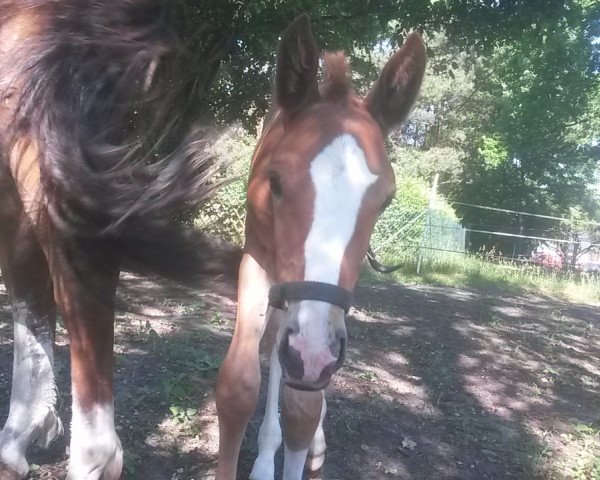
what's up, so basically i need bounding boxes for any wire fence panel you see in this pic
[423,211,466,257]
[371,192,600,274]
[371,204,466,268]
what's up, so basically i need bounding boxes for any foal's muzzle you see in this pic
[269,281,352,390]
[278,328,347,391]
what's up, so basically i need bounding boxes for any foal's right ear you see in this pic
[275,14,320,117]
[366,32,426,135]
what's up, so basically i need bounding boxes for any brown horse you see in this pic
[215,14,426,480]
[0,2,240,479]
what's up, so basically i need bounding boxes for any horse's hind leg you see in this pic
[45,233,122,480]
[0,219,62,480]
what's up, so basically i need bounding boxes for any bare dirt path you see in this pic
[0,273,599,479]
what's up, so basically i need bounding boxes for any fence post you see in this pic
[417,173,439,274]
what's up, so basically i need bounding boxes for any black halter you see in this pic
[268,281,353,313]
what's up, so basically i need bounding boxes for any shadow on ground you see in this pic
[0,272,598,479]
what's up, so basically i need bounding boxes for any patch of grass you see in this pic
[556,423,600,480]
[122,450,140,480]
[363,251,600,304]
[210,312,225,326]
[357,370,377,381]
[183,302,205,315]
[154,337,221,375]
[160,373,203,434]
[160,372,196,403]
[169,405,198,424]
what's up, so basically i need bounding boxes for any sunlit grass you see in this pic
[364,250,600,304]
[556,423,600,480]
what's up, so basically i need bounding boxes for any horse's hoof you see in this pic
[307,467,322,479]
[0,463,25,480]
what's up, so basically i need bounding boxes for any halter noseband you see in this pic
[269,281,353,313]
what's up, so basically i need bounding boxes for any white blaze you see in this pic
[291,134,377,377]
[304,134,377,283]
[262,135,376,477]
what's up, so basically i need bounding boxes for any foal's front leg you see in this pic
[0,222,62,480]
[47,235,122,480]
[216,253,271,480]
[249,344,283,480]
[250,348,328,480]
[281,387,324,480]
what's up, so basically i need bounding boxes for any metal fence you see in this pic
[370,179,600,273]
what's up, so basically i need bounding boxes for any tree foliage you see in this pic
[451,0,600,251]
[187,0,595,127]
[378,0,600,254]
[186,0,600,256]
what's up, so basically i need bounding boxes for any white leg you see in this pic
[66,398,122,480]
[0,299,63,479]
[282,444,309,480]
[306,396,327,476]
[250,345,283,480]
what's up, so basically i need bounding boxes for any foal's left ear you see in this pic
[275,13,320,118]
[366,32,426,134]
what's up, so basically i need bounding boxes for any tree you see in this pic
[184,0,593,128]
[451,0,600,247]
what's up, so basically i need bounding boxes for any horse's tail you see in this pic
[116,220,242,297]
[3,0,240,288]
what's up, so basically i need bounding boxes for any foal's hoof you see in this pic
[307,467,322,479]
[0,463,25,480]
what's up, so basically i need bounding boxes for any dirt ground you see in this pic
[1,272,599,479]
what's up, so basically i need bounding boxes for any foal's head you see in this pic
[264,14,426,390]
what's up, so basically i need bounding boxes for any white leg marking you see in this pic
[249,346,283,480]
[306,395,327,473]
[67,399,122,480]
[282,444,309,480]
[0,300,62,477]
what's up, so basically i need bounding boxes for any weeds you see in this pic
[169,405,198,424]
[357,370,377,381]
[122,450,140,480]
[557,423,600,480]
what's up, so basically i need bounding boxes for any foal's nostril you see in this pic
[279,329,304,380]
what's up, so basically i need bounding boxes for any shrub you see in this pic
[195,128,255,244]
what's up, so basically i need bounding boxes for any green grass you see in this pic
[556,423,600,480]
[364,250,600,304]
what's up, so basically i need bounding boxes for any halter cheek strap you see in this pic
[269,281,353,313]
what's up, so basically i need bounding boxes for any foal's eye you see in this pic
[268,173,283,197]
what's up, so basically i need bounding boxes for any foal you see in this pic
[216,14,426,480]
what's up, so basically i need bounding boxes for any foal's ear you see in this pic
[275,13,320,117]
[366,32,426,134]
